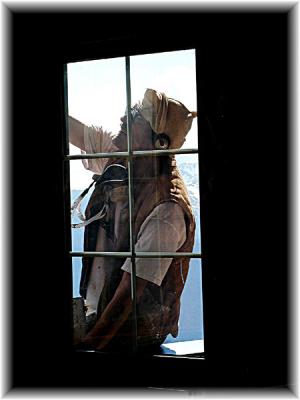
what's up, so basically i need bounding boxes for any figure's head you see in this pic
[140,88,197,149]
[113,105,154,151]
[113,88,197,151]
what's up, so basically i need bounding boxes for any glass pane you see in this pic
[72,256,133,350]
[69,159,93,252]
[66,57,127,155]
[165,153,203,344]
[70,159,130,253]
[130,49,198,150]
[164,258,203,344]
[176,153,201,253]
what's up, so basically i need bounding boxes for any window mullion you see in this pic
[70,251,202,258]
[63,64,70,156]
[125,56,138,353]
[66,148,199,160]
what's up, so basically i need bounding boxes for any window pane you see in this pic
[164,258,203,344]
[70,159,130,253]
[67,57,127,154]
[72,256,134,350]
[130,49,198,150]
[70,159,93,252]
[177,153,201,253]
[166,153,202,344]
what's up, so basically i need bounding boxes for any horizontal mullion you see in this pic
[133,148,199,157]
[66,151,129,160]
[70,251,202,258]
[70,251,131,258]
[136,252,202,258]
[65,148,199,161]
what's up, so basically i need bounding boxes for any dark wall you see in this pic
[196,13,288,386]
[10,11,288,389]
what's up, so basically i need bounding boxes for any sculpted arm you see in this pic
[68,116,85,150]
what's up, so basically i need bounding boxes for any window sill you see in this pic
[158,339,204,357]
[75,339,205,359]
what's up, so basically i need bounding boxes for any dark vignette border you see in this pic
[2,2,296,397]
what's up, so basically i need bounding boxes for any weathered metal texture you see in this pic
[73,297,87,344]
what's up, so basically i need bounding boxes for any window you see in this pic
[64,49,204,357]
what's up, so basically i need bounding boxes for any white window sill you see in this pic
[76,339,205,358]
[159,339,204,357]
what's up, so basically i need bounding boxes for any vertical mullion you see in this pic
[63,64,70,156]
[62,64,74,337]
[125,56,138,353]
